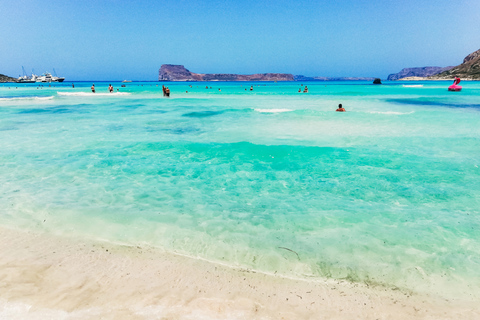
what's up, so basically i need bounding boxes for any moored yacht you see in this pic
[36,70,65,83]
[16,66,36,83]
[52,68,65,82]
[36,72,53,82]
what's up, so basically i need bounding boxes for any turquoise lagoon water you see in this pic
[1,81,479,298]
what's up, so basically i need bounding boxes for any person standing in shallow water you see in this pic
[91,84,95,93]
[336,104,346,112]
[165,87,170,97]
[108,84,113,93]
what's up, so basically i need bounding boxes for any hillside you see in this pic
[387,66,453,81]
[429,48,480,80]
[0,74,16,82]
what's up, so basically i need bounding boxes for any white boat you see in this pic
[122,80,132,83]
[52,68,65,82]
[36,72,53,82]
[36,70,65,83]
[16,66,36,83]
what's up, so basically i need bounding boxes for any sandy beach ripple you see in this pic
[1,227,479,319]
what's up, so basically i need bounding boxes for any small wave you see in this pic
[0,96,54,101]
[402,85,424,88]
[254,108,293,113]
[367,111,415,115]
[183,111,224,118]
[57,92,131,96]
[35,96,55,100]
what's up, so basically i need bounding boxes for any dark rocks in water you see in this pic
[373,78,382,84]
[158,64,294,82]
[387,66,454,81]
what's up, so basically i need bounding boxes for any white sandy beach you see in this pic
[1,226,478,320]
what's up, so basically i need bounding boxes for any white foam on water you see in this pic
[0,96,54,101]
[402,85,424,88]
[35,96,55,100]
[57,92,131,96]
[254,108,293,113]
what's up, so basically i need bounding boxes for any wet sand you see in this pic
[1,226,478,319]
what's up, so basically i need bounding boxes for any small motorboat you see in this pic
[448,77,462,91]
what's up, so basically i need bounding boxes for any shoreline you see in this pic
[1,226,478,319]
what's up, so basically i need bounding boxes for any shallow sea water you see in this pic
[1,81,479,299]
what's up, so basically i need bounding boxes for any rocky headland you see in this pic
[159,65,294,81]
[387,66,453,81]
[0,74,16,83]
[429,48,480,80]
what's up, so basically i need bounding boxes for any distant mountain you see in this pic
[429,48,480,80]
[158,65,294,81]
[294,75,376,81]
[0,74,16,83]
[387,66,453,81]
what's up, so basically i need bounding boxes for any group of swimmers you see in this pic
[298,86,308,93]
[162,85,170,97]
[90,84,115,93]
[87,83,345,111]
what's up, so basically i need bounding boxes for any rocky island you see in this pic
[159,65,294,81]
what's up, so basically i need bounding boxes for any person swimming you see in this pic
[336,104,345,112]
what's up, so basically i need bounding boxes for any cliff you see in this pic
[0,74,16,83]
[159,65,294,81]
[387,66,453,81]
[429,48,480,80]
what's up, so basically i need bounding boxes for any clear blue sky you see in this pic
[1,0,479,80]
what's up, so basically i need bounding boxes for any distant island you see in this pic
[159,65,380,82]
[294,75,376,81]
[159,65,294,81]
